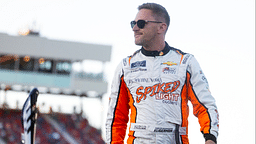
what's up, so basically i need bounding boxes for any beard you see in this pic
[134,37,144,46]
[134,33,156,47]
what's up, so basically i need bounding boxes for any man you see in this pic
[106,3,219,144]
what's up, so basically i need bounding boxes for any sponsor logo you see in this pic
[201,75,210,92]
[131,68,147,73]
[156,93,179,105]
[162,100,178,105]
[154,127,173,132]
[155,93,179,101]
[161,61,177,66]
[134,125,146,130]
[136,81,180,103]
[182,55,190,64]
[131,60,146,68]
[162,67,176,74]
[202,76,208,83]
[127,78,162,85]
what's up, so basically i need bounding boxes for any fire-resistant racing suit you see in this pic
[106,42,219,144]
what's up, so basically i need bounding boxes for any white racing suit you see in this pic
[106,42,219,144]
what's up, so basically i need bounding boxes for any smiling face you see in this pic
[132,9,161,47]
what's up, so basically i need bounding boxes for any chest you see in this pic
[124,55,188,106]
[125,56,185,85]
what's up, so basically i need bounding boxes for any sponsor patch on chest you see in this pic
[131,60,146,68]
[162,67,176,74]
[135,81,180,104]
[161,61,178,75]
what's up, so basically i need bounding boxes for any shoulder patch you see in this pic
[182,54,191,64]
[128,49,141,65]
[123,58,127,66]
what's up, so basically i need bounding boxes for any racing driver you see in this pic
[106,3,219,144]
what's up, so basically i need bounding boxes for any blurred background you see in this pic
[0,0,255,144]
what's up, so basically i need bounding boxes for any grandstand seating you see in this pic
[48,112,104,144]
[0,108,104,144]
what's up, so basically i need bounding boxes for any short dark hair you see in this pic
[138,3,170,29]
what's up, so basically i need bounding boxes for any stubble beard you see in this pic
[134,34,156,49]
[134,35,149,47]
[135,38,143,46]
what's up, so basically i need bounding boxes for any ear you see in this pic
[158,23,167,34]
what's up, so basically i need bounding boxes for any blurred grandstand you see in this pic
[0,31,111,143]
[0,107,104,144]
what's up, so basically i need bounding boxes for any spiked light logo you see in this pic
[161,61,177,66]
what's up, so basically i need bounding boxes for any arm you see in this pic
[105,61,130,144]
[186,56,219,143]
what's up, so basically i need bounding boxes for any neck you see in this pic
[143,40,165,51]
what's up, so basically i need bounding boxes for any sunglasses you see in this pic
[130,20,162,29]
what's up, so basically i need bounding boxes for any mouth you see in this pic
[134,33,143,38]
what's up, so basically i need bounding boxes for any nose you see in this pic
[132,24,140,31]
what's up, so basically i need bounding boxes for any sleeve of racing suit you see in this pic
[105,61,130,144]
[186,56,219,143]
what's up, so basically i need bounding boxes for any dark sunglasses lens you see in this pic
[137,20,145,29]
[130,20,146,29]
[131,21,136,28]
